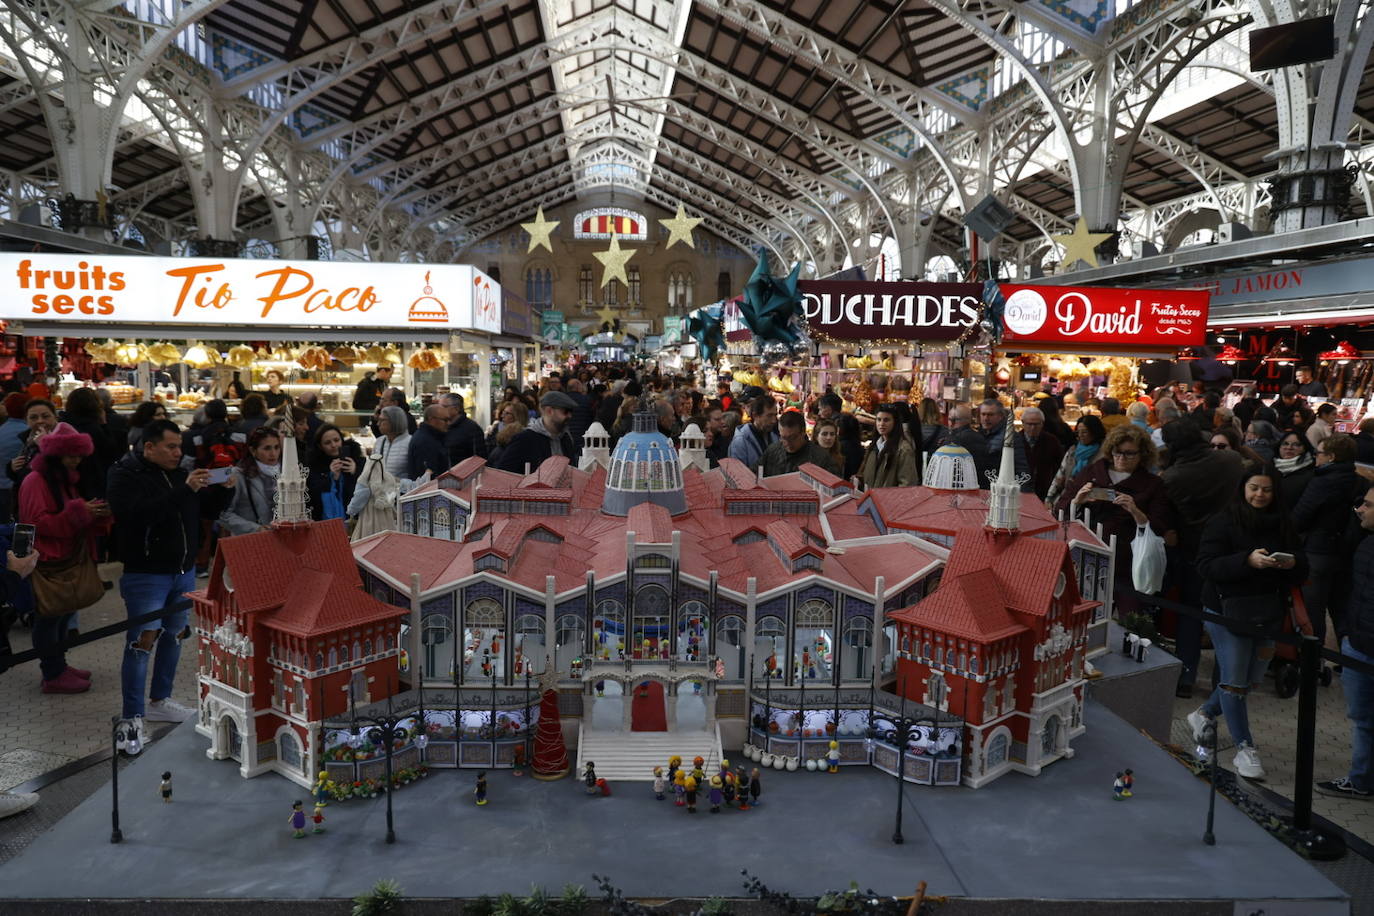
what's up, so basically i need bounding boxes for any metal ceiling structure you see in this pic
[0,0,1370,278]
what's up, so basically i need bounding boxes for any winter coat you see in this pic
[219,467,278,535]
[1276,459,1317,515]
[105,451,199,574]
[1055,463,1172,572]
[375,432,412,482]
[495,418,579,474]
[348,455,402,539]
[726,423,777,471]
[974,419,1032,493]
[859,435,918,488]
[761,439,837,479]
[0,418,27,493]
[352,376,385,412]
[445,416,487,465]
[1291,461,1365,557]
[306,438,364,522]
[1346,535,1374,656]
[1159,446,1245,555]
[1020,432,1065,500]
[17,456,112,564]
[1196,507,1307,615]
[407,422,452,480]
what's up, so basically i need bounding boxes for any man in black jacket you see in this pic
[1292,433,1365,648]
[440,393,487,464]
[107,419,212,749]
[496,391,580,473]
[1316,484,1374,799]
[352,365,391,412]
[407,405,453,480]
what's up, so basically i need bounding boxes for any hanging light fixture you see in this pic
[1175,347,1201,361]
[1261,341,1298,366]
[1216,344,1246,364]
[1318,341,1361,364]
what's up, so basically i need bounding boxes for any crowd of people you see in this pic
[1,360,1373,816]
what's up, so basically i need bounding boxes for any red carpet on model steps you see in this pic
[631,681,667,731]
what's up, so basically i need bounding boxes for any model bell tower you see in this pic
[273,412,310,526]
[985,417,1022,532]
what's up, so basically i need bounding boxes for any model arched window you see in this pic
[514,613,545,673]
[593,599,625,660]
[677,601,709,662]
[555,613,585,673]
[315,652,324,671]
[714,615,745,679]
[328,647,338,667]
[987,732,1008,769]
[842,617,872,681]
[339,643,350,663]
[279,730,303,771]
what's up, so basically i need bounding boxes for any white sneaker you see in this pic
[0,791,38,820]
[116,717,147,756]
[1187,708,1216,746]
[1233,742,1266,780]
[145,697,194,723]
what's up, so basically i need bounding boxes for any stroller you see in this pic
[1268,585,1333,698]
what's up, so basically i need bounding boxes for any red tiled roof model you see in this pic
[943,527,1071,617]
[891,573,1026,642]
[626,503,675,544]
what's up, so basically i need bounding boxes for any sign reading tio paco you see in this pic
[0,253,501,332]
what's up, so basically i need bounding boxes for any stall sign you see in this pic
[999,284,1209,347]
[798,280,982,340]
[0,252,503,332]
[722,298,750,342]
[661,316,685,347]
[501,289,531,337]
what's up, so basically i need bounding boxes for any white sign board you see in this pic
[0,253,502,333]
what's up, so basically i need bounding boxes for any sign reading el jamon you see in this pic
[799,280,983,341]
[999,284,1209,348]
[0,252,502,332]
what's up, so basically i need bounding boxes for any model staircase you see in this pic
[575,724,723,782]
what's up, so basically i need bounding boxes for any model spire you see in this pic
[273,408,310,525]
[985,413,1021,532]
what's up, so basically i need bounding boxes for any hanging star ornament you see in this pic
[659,203,702,249]
[1052,218,1115,270]
[595,304,618,327]
[521,207,559,253]
[593,231,636,290]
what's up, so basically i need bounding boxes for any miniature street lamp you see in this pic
[867,679,923,845]
[349,688,408,844]
[110,715,140,843]
[415,667,429,758]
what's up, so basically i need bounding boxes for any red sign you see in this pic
[799,280,983,340]
[999,285,1209,348]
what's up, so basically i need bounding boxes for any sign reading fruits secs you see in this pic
[1,253,502,331]
[999,284,1210,347]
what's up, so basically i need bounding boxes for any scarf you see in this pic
[256,460,281,478]
[1274,453,1313,476]
[1072,443,1099,476]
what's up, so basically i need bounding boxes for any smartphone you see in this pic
[1088,487,1117,501]
[205,466,233,485]
[10,523,35,558]
[1268,552,1295,564]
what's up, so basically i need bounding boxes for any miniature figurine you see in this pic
[684,775,698,813]
[289,800,307,838]
[722,768,736,807]
[158,771,173,803]
[1121,769,1134,798]
[595,680,605,697]
[691,756,706,787]
[311,803,326,833]
[708,775,724,813]
[512,745,525,776]
[312,771,331,807]
[736,767,751,810]
[827,740,841,773]
[475,770,488,806]
[1135,639,1150,664]
[653,766,666,800]
[584,761,598,796]
[1113,772,1125,800]
[673,769,686,806]
[749,767,762,806]
[667,755,681,787]
[1122,630,1132,655]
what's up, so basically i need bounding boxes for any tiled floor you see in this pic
[0,563,200,776]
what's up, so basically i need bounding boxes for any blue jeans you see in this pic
[120,570,194,720]
[1341,639,1374,792]
[1200,614,1272,748]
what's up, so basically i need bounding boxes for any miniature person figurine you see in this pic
[827,740,841,774]
[708,775,724,813]
[584,761,598,796]
[673,769,686,807]
[722,767,736,807]
[667,755,681,787]
[289,800,307,838]
[736,767,751,811]
[749,767,762,806]
[512,745,525,777]
[683,775,698,813]
[691,756,706,787]
[313,771,331,807]
[474,770,488,806]
[160,771,173,803]
[1121,769,1134,798]
[653,766,666,800]
[311,803,326,833]
[1113,772,1125,800]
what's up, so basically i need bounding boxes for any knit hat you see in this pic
[2,392,28,420]
[38,422,94,458]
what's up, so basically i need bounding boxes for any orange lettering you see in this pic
[254,266,314,318]
[166,264,232,317]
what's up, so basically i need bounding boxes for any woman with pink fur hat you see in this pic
[18,422,113,693]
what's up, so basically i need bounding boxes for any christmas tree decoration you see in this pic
[660,203,702,249]
[1051,218,1114,270]
[521,207,560,253]
[593,231,636,290]
[531,687,569,779]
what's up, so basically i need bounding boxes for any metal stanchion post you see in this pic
[1203,722,1217,846]
[1291,634,1345,860]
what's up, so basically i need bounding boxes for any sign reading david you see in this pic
[799,280,982,340]
[999,284,1209,348]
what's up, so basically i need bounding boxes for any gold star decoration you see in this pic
[521,206,559,253]
[659,203,702,249]
[595,304,618,326]
[1052,218,1115,270]
[593,231,636,290]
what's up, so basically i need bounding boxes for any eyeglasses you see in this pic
[1113,450,1140,458]
[1210,443,1229,449]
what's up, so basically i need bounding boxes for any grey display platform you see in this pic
[1089,622,1185,743]
[0,700,1348,911]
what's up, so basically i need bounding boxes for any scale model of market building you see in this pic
[336,412,1115,789]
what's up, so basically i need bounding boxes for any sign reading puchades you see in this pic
[998,284,1209,348]
[799,280,983,341]
[0,252,503,333]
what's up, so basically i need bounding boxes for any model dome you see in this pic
[602,410,687,516]
[925,443,979,491]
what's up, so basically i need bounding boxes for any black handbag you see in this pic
[1219,593,1286,629]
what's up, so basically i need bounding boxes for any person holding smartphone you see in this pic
[107,419,218,750]
[306,424,363,521]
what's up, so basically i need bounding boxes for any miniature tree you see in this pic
[532,688,569,779]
